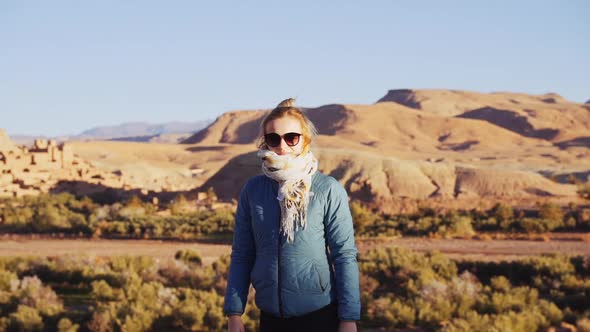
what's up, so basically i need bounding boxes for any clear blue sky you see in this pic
[1,1,588,137]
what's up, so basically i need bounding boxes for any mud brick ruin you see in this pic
[0,129,122,198]
[0,129,221,208]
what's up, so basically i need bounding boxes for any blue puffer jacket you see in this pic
[223,172,361,321]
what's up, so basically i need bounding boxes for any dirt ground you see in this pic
[0,237,232,265]
[1,235,589,264]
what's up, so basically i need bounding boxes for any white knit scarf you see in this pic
[257,149,318,242]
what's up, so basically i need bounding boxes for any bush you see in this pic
[360,247,590,331]
[87,310,114,332]
[169,194,191,215]
[0,269,18,292]
[58,318,80,332]
[491,203,514,224]
[516,217,563,233]
[171,289,225,331]
[9,305,44,332]
[92,280,116,301]
[175,250,203,267]
[538,202,564,224]
[350,201,377,235]
[366,296,415,327]
[444,216,475,238]
[16,276,64,316]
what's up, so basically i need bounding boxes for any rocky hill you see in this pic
[183,89,589,210]
[2,89,589,211]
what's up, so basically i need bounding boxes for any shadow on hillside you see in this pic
[306,104,351,135]
[554,136,590,150]
[197,151,261,201]
[185,146,226,152]
[376,89,422,109]
[457,107,559,140]
[438,140,479,151]
[538,170,590,184]
[108,135,157,142]
[233,117,263,144]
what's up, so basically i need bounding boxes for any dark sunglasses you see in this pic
[264,132,302,148]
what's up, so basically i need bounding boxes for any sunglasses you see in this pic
[264,132,302,148]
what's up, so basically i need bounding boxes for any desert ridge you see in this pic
[1,89,589,211]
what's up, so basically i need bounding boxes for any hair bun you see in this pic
[276,98,296,108]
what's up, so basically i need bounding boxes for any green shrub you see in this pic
[366,296,415,327]
[538,203,564,223]
[171,289,225,331]
[491,203,514,224]
[169,194,191,216]
[9,305,44,332]
[441,311,490,332]
[350,201,377,235]
[444,216,475,238]
[92,280,116,301]
[87,310,114,332]
[0,269,17,292]
[57,318,80,332]
[175,250,203,267]
[513,216,564,233]
[490,276,511,292]
[538,299,563,326]
[16,276,64,316]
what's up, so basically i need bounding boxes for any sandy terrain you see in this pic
[1,237,588,264]
[65,89,590,212]
[2,89,590,214]
[0,238,232,265]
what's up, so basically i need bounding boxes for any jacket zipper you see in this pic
[277,231,284,317]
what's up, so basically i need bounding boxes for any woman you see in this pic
[223,98,360,332]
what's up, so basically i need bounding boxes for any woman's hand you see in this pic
[228,315,245,332]
[339,321,357,332]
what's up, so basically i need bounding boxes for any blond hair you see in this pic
[257,98,317,154]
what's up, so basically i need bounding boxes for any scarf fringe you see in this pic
[258,150,318,242]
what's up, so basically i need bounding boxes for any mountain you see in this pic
[8,120,212,145]
[76,120,212,140]
[3,89,589,211]
[178,89,589,210]
[181,111,267,144]
[9,135,70,146]
[377,89,590,142]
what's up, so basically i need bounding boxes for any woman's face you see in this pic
[264,116,304,156]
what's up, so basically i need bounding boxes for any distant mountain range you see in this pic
[10,120,213,145]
